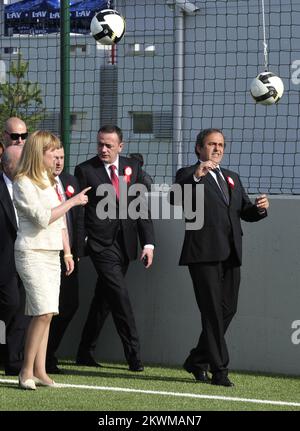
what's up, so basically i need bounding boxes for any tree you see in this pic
[0,53,45,132]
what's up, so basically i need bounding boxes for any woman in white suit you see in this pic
[13,131,90,390]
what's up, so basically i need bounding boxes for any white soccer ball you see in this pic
[250,71,284,105]
[90,9,125,46]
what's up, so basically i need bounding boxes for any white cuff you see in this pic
[143,244,154,250]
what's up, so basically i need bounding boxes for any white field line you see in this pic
[1,378,300,408]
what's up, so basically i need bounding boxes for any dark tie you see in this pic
[213,168,230,205]
[109,164,119,200]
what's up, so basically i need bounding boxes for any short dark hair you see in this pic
[129,153,144,166]
[98,125,123,143]
[194,128,225,157]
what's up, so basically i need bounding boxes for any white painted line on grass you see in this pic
[1,378,300,408]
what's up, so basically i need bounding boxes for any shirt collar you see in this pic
[105,156,119,172]
[3,172,12,187]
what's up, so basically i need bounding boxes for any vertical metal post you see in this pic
[172,8,185,178]
[60,1,71,171]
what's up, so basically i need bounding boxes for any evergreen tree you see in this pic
[0,53,45,132]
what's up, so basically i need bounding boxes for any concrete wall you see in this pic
[58,196,300,376]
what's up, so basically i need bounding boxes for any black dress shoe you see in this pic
[46,365,64,374]
[183,362,210,383]
[76,354,101,368]
[211,376,234,387]
[128,361,144,372]
[186,369,210,383]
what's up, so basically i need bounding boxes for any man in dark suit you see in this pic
[0,145,30,375]
[75,125,155,371]
[46,146,84,374]
[171,128,269,386]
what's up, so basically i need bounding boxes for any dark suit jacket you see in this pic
[74,155,155,260]
[59,171,84,259]
[0,173,18,285]
[173,163,267,266]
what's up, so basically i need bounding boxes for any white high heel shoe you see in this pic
[18,374,36,390]
[33,376,57,387]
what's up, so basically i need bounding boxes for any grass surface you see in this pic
[1,362,300,411]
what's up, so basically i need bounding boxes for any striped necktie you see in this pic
[109,164,119,200]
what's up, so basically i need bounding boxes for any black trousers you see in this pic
[77,234,141,364]
[0,274,30,373]
[47,259,79,367]
[186,254,240,376]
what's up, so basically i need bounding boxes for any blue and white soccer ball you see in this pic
[250,71,284,105]
[90,9,126,46]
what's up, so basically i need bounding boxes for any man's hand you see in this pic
[194,160,218,179]
[140,247,154,269]
[255,194,269,211]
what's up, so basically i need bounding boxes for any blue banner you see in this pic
[4,0,112,35]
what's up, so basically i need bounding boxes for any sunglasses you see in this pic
[6,131,28,141]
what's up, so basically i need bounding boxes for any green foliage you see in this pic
[0,53,45,132]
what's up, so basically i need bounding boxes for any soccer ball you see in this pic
[90,9,125,46]
[250,71,284,105]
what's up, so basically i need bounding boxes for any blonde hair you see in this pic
[15,130,61,189]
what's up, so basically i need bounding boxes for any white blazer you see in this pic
[13,174,65,251]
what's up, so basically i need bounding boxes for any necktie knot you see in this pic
[110,164,117,173]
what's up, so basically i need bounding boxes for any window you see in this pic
[39,111,87,135]
[132,112,153,134]
[131,111,173,138]
[127,43,155,56]
[70,44,89,55]
[3,47,19,55]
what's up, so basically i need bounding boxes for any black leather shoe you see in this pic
[76,354,101,368]
[128,361,144,372]
[183,362,210,383]
[211,376,234,387]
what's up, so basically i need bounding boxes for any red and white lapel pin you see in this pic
[65,185,75,197]
[226,176,235,189]
[124,166,132,184]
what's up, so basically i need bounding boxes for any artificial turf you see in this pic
[0,362,299,411]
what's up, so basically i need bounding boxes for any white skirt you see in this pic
[15,249,61,316]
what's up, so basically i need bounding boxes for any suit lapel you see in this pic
[93,157,111,184]
[118,156,131,187]
[0,174,18,231]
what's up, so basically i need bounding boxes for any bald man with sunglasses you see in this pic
[3,117,28,148]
